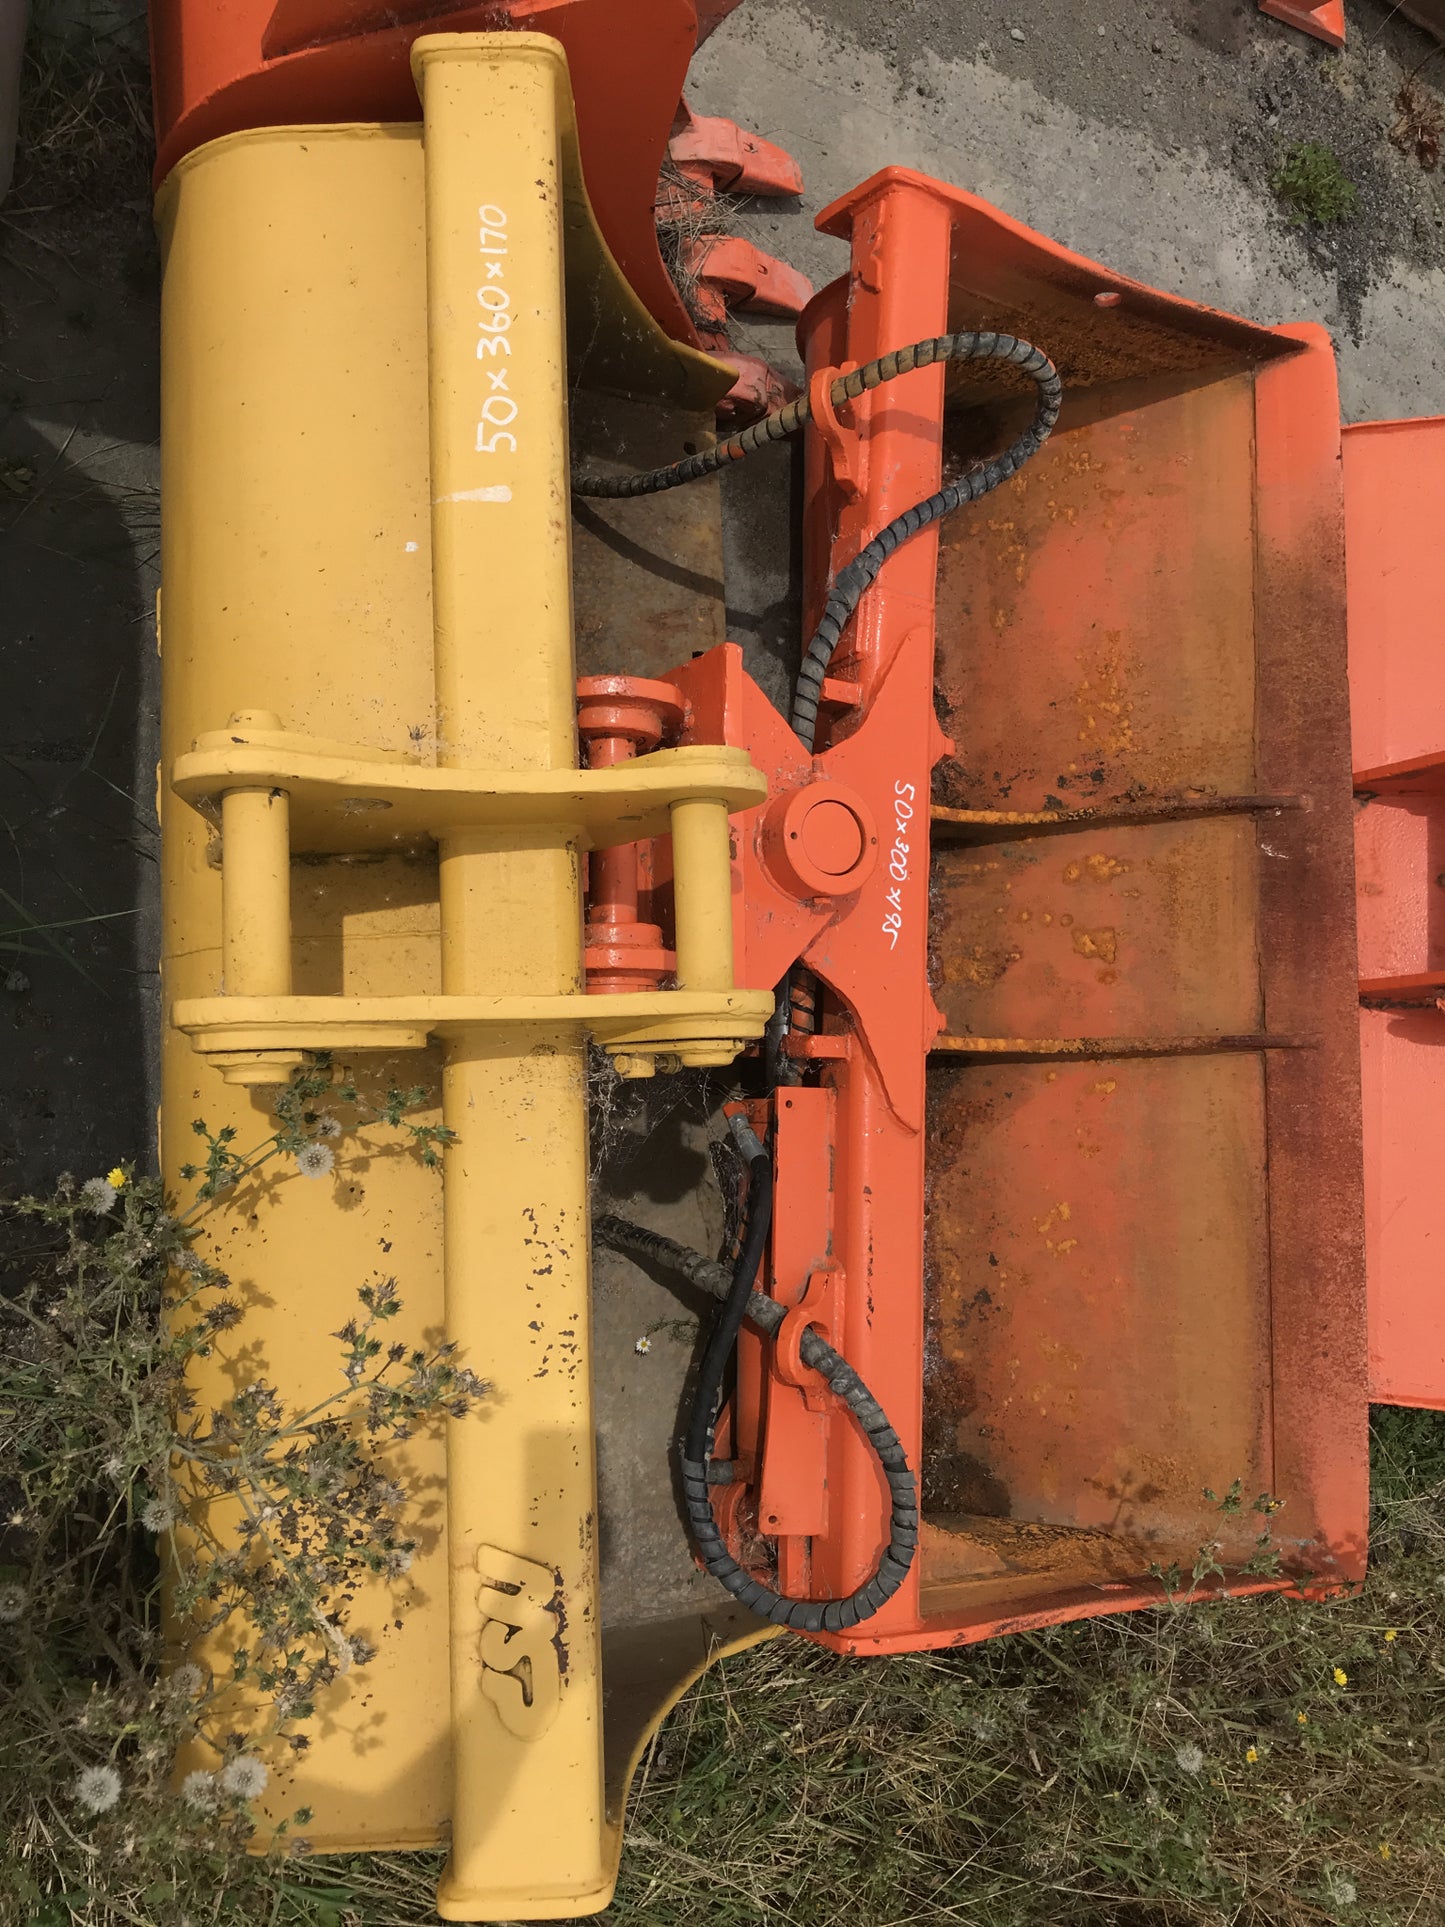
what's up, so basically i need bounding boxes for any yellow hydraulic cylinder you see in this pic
[412,36,605,1919]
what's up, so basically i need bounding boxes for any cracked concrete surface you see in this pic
[692,0,1445,419]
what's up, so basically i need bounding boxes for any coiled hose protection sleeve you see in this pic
[789,335,1060,748]
[571,331,1058,504]
[573,332,1060,752]
[594,1201,920,1633]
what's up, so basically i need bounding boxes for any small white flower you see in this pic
[313,1114,343,1139]
[81,1177,117,1213]
[75,1764,122,1814]
[294,1142,335,1181]
[1174,1742,1205,1775]
[168,1663,204,1700]
[0,1583,27,1623]
[634,1335,653,1355]
[220,1755,269,1800]
[179,1769,217,1811]
[142,1496,176,1534]
[103,1455,126,1484]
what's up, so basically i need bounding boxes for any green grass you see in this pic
[1270,142,1358,228]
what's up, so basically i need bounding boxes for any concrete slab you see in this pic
[692,0,1445,420]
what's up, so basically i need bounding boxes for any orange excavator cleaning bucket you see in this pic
[666,168,1371,1650]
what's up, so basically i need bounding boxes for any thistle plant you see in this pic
[0,1058,478,1921]
[180,1053,455,1201]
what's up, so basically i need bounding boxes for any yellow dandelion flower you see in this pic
[1384,1629,1398,1642]
[1245,1746,1258,1764]
[1296,1711,1309,1725]
[1333,1667,1348,1686]
[107,1167,127,1189]
[1379,1842,1392,1862]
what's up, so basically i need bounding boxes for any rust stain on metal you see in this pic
[1069,925,1118,964]
[930,1032,1316,1059]
[921,357,1363,1597]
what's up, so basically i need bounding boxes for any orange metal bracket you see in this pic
[1258,0,1347,47]
[806,360,864,502]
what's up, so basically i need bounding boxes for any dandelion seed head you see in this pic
[220,1756,269,1800]
[313,1114,343,1139]
[169,1663,204,1699]
[75,1765,122,1814]
[1174,1743,1205,1775]
[0,1584,27,1623]
[295,1142,335,1181]
[180,1769,217,1811]
[142,1496,176,1534]
[81,1177,117,1213]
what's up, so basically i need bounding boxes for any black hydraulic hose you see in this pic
[596,1157,919,1633]
[571,331,1058,505]
[572,331,1063,751]
[684,1113,774,1467]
